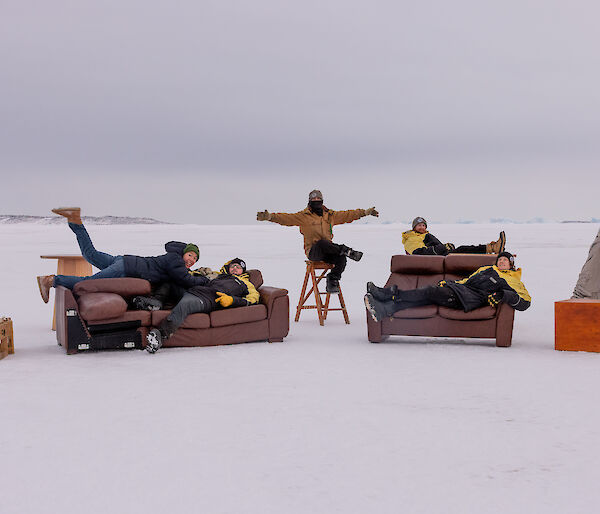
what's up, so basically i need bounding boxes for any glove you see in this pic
[445,243,455,252]
[487,291,504,307]
[366,207,379,217]
[215,292,234,307]
[256,210,271,221]
[438,280,447,287]
[191,267,219,280]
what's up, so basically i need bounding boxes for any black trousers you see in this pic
[308,239,347,280]
[413,244,486,256]
[151,282,186,309]
[451,244,487,254]
[392,286,461,313]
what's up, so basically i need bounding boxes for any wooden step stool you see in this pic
[555,299,600,352]
[295,261,350,326]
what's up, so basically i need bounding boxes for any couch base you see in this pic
[367,313,512,347]
[163,319,271,348]
[64,314,147,354]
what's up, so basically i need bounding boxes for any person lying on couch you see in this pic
[364,252,531,322]
[145,258,259,353]
[132,266,220,311]
[403,216,506,256]
[36,207,208,303]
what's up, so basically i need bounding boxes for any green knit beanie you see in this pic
[183,243,200,259]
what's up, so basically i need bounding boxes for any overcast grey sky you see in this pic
[1,1,598,224]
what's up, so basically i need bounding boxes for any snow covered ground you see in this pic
[1,221,600,514]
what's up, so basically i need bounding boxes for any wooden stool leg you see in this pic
[311,266,325,326]
[338,289,350,324]
[323,291,331,320]
[295,266,311,322]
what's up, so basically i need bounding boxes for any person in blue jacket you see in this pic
[36,207,208,302]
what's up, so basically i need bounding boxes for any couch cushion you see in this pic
[88,310,152,326]
[247,270,263,289]
[151,310,210,329]
[391,255,445,274]
[416,274,444,288]
[74,278,152,297]
[78,292,128,322]
[210,304,268,327]
[393,305,438,319]
[438,306,497,320]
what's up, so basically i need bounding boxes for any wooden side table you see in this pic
[40,255,93,330]
[555,298,600,352]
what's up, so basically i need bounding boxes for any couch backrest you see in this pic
[247,269,264,289]
[387,255,445,290]
[443,254,497,281]
[387,254,498,289]
[390,255,445,274]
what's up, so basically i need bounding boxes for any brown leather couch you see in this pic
[55,270,289,354]
[366,254,516,347]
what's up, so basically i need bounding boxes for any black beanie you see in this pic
[227,257,247,273]
[496,251,515,269]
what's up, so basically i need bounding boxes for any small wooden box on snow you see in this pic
[555,299,600,353]
[0,317,14,359]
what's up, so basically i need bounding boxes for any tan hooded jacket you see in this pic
[268,206,367,255]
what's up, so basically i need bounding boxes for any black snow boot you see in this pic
[132,296,163,311]
[366,282,399,302]
[326,274,340,294]
[364,293,397,322]
[340,245,363,262]
[145,328,163,354]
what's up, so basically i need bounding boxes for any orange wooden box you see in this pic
[555,299,600,352]
[0,317,14,360]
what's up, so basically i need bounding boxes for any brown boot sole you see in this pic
[37,276,50,303]
[51,207,81,216]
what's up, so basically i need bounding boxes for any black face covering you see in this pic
[309,200,324,215]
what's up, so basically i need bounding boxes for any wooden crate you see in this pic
[555,299,600,353]
[0,317,14,359]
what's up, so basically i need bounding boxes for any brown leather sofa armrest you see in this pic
[259,286,289,317]
[495,302,515,347]
[55,286,79,347]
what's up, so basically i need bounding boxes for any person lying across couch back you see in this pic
[403,216,506,256]
[36,207,208,303]
[145,258,259,353]
[364,251,531,322]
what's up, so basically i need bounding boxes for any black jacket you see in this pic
[188,271,259,308]
[445,265,531,312]
[123,241,209,288]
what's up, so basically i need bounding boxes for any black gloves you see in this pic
[487,291,504,307]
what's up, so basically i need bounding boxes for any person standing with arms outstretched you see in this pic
[257,190,378,293]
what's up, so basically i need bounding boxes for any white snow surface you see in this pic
[1,222,600,514]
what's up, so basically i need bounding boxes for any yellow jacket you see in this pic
[269,207,367,255]
[402,230,426,254]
